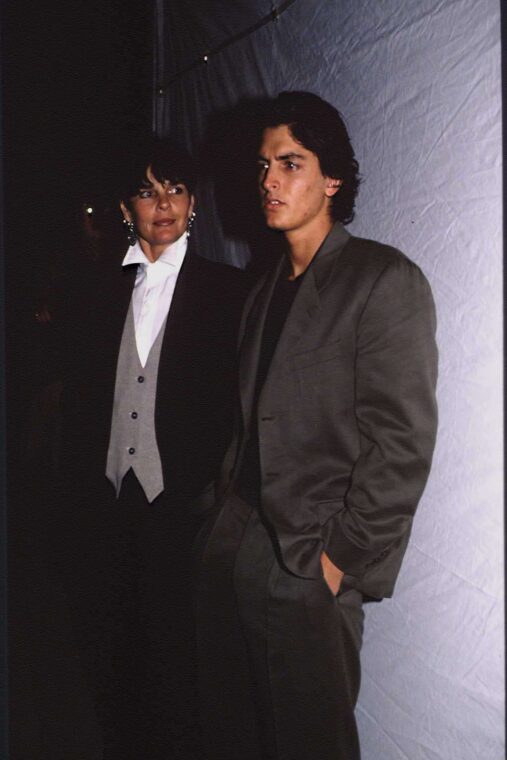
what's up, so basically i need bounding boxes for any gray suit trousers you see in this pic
[196,492,364,760]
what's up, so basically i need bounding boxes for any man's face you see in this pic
[121,166,194,261]
[257,125,340,238]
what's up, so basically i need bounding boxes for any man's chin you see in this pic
[263,216,286,232]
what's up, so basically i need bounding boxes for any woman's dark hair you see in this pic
[261,91,360,224]
[116,135,196,205]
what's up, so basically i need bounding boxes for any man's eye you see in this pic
[285,161,297,170]
[257,162,269,172]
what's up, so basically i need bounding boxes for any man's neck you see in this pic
[285,219,334,279]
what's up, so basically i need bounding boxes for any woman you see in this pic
[57,136,247,760]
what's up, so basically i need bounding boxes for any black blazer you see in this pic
[215,223,438,598]
[60,243,247,502]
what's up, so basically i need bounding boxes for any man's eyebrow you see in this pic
[257,152,306,162]
[278,152,305,161]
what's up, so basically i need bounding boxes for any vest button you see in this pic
[131,411,138,419]
[137,375,145,383]
[128,447,135,455]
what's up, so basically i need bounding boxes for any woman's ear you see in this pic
[120,200,132,222]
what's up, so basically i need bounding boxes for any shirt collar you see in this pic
[122,232,188,269]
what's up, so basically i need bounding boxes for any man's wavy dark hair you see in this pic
[261,91,360,224]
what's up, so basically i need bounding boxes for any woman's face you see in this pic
[121,165,195,261]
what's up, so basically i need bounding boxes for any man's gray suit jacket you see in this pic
[216,222,438,599]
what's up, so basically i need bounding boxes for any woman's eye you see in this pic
[138,190,153,198]
[167,185,184,195]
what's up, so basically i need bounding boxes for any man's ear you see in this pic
[325,178,342,198]
[120,200,132,222]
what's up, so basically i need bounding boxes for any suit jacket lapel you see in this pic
[159,246,199,358]
[267,267,321,370]
[238,253,285,428]
[119,263,138,316]
[104,250,196,412]
[260,223,351,384]
[159,242,228,400]
[101,262,137,374]
[238,223,351,424]
[308,221,350,293]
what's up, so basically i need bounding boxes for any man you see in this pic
[57,138,246,760]
[196,92,438,760]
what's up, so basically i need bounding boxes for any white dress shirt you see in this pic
[122,233,188,367]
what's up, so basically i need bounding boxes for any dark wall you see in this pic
[3,3,154,753]
[3,0,153,446]
[3,0,153,266]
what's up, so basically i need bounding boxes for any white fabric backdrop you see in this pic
[155,1,504,757]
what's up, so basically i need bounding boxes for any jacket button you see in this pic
[131,411,138,419]
[137,376,145,383]
[128,447,135,455]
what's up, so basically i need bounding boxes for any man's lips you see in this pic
[263,198,284,210]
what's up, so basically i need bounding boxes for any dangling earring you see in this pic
[187,210,197,237]
[123,218,137,246]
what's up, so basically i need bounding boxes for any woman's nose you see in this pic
[157,192,170,209]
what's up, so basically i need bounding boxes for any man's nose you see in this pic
[261,165,279,191]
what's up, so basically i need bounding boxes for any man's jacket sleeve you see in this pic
[324,257,438,576]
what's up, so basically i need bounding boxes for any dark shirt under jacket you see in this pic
[237,262,304,507]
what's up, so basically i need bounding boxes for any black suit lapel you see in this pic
[118,263,138,323]
[96,262,137,381]
[106,262,137,402]
[158,248,201,361]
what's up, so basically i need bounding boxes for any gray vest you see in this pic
[106,300,166,502]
